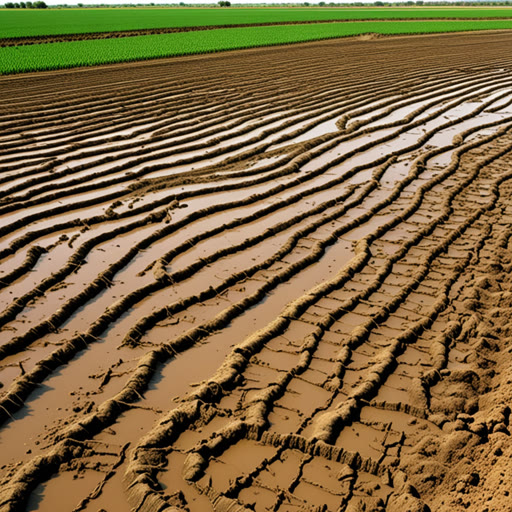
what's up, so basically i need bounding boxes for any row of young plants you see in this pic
[2,19,512,74]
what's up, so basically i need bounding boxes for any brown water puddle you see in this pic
[0,232,357,471]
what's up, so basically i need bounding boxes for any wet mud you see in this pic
[1,32,512,512]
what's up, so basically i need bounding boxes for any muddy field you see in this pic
[1,32,512,512]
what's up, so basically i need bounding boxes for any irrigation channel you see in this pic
[1,31,512,512]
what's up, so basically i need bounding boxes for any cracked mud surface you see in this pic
[0,32,512,512]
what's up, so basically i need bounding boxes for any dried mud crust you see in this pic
[0,32,512,512]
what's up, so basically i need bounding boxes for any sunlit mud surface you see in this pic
[1,32,512,512]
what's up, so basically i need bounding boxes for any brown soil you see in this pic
[0,31,512,512]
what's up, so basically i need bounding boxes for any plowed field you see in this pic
[1,31,512,512]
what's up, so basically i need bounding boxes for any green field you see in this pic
[2,19,512,75]
[2,7,512,39]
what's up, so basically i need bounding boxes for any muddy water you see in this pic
[0,232,356,474]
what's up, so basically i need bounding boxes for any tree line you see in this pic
[4,1,47,7]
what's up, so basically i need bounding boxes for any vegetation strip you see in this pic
[3,7,512,39]
[2,21,512,74]
[4,17,512,47]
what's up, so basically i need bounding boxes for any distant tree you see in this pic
[26,0,33,6]
[20,1,26,6]
[319,1,325,5]
[5,1,15,6]
[218,0,230,5]
[374,0,384,4]
[14,2,20,6]
[33,0,47,7]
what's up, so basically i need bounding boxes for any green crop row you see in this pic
[2,20,512,75]
[2,7,512,39]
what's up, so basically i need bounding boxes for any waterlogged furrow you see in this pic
[1,37,508,186]
[1,69,510,275]
[1,32,512,512]
[120,124,512,512]
[0,61,500,168]
[3,120,508,508]
[0,54,443,166]
[1,89,508,368]
[0,68,492,207]
[0,65,446,160]
[4,68,511,204]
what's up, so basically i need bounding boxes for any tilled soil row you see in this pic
[1,32,512,512]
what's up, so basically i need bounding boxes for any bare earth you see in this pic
[0,31,512,512]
